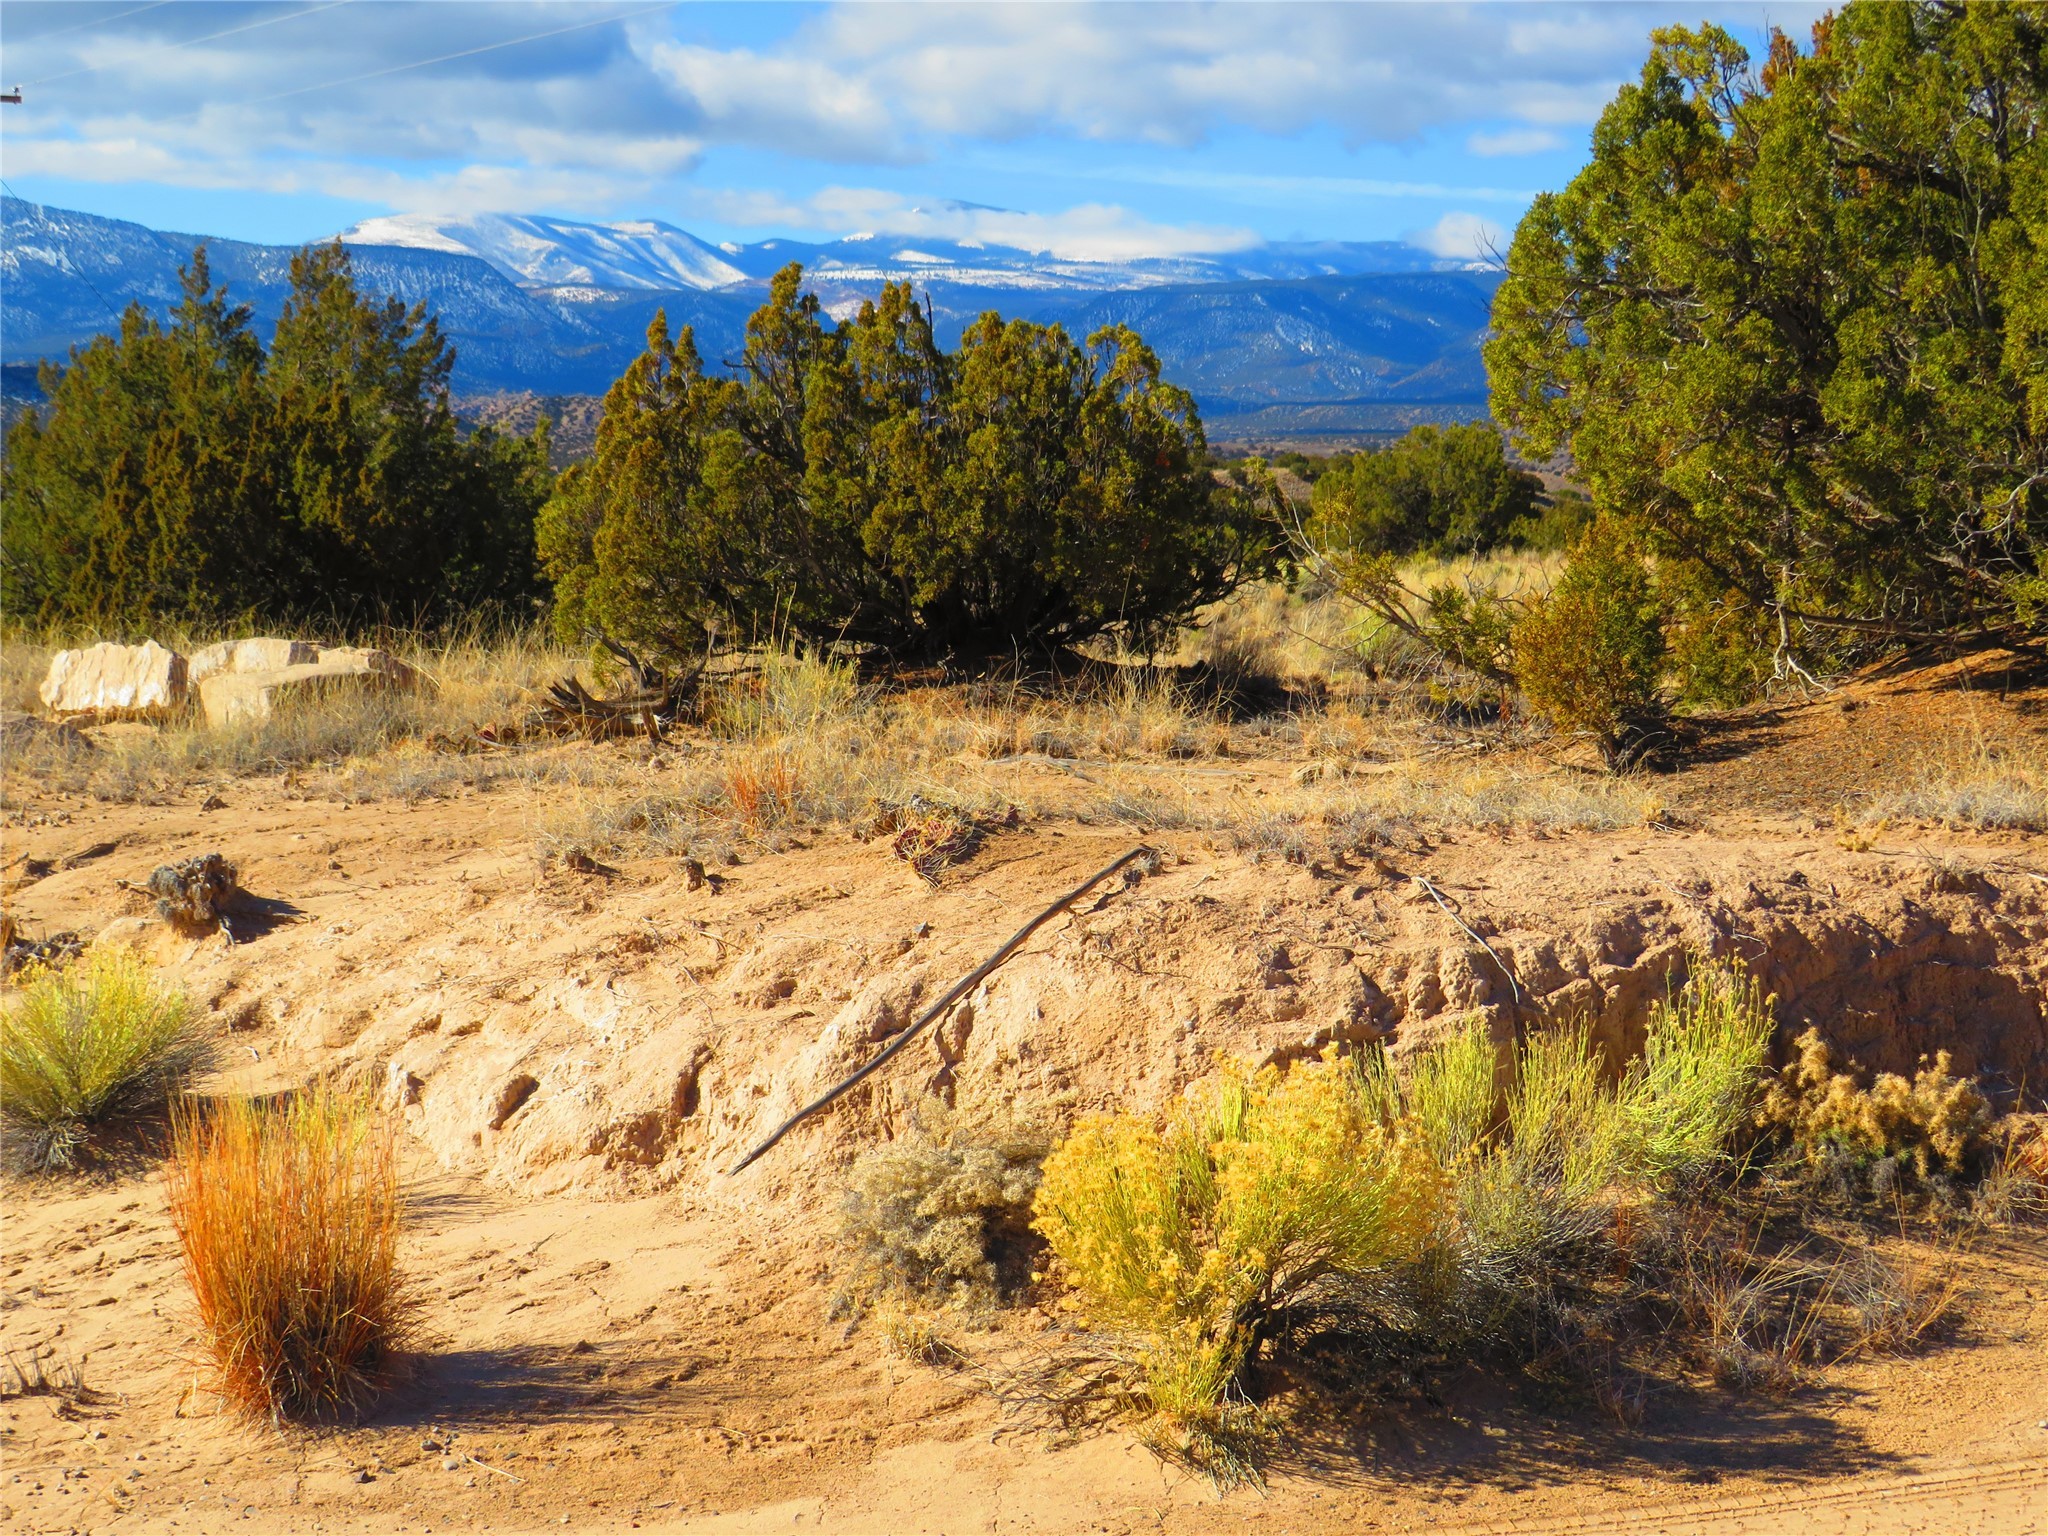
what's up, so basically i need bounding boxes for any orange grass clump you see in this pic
[725,751,803,833]
[165,1083,414,1422]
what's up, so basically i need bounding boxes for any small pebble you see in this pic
[442,1457,463,1472]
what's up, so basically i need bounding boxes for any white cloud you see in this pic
[4,132,657,220]
[695,187,1258,262]
[789,3,1830,147]
[646,42,904,161]
[0,0,1835,235]
[1410,211,1507,261]
[1466,127,1565,157]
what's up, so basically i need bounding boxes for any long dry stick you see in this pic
[1411,873,1521,1003]
[727,845,1156,1175]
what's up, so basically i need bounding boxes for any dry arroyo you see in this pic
[2,653,2045,1535]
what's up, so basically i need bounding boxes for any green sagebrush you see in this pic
[1,949,213,1169]
[1029,955,1774,1466]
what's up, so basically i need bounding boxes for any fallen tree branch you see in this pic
[1411,873,1521,1003]
[727,844,1158,1175]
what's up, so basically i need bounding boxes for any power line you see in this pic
[23,0,353,88]
[232,1,676,109]
[0,177,128,331]
[7,1,176,47]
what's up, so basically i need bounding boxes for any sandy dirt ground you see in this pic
[3,652,2046,1535]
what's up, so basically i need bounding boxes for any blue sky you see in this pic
[0,1,1825,257]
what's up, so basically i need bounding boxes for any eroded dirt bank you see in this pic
[4,754,2047,1533]
[13,787,2046,1206]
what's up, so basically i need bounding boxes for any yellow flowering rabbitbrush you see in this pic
[1033,1053,1442,1436]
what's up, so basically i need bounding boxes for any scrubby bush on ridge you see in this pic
[1307,422,1541,560]
[1306,511,1692,765]
[1511,515,1669,767]
[538,266,1278,665]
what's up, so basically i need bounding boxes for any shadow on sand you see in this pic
[1260,1367,1902,1504]
[373,1340,706,1431]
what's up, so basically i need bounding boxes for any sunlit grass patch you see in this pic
[1867,745,2048,831]
[1,949,213,1171]
[2,623,581,808]
[166,1081,415,1423]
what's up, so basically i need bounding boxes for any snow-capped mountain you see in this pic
[4,196,1500,436]
[340,211,749,292]
[336,207,1469,296]
[725,232,1457,294]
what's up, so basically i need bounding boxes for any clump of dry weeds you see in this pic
[723,748,805,835]
[840,1125,1046,1303]
[853,795,1017,884]
[1759,1028,1996,1184]
[166,1081,415,1422]
[1865,744,2048,831]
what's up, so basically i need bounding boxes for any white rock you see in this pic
[195,650,422,727]
[38,641,188,720]
[188,638,318,682]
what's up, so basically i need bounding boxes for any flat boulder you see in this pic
[39,641,188,720]
[314,646,420,687]
[189,637,318,681]
[196,648,422,727]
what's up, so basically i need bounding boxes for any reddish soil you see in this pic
[2,656,2045,1534]
[1666,649,2045,818]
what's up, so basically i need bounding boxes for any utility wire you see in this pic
[23,1,353,88]
[0,177,127,330]
[7,1,175,48]
[232,1,677,108]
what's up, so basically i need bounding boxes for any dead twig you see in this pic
[1409,872,1520,1003]
[727,845,1157,1174]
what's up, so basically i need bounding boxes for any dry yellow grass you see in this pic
[1,623,582,808]
[7,577,1656,857]
[1867,744,2048,831]
[165,1081,414,1423]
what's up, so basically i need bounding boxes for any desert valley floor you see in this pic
[4,650,2046,1535]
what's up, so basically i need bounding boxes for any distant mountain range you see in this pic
[336,201,1469,294]
[2,196,1500,443]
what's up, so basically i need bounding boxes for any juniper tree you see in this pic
[1308,422,1540,559]
[2,244,550,629]
[540,263,1275,662]
[1486,2,2048,652]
